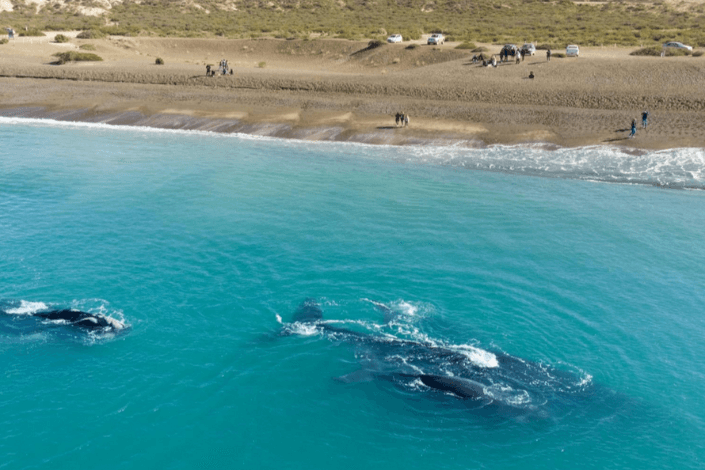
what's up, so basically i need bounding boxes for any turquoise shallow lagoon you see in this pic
[1,119,704,469]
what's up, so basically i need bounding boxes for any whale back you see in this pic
[292,298,323,323]
[419,375,488,400]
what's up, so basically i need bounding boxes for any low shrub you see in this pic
[79,44,96,50]
[258,61,266,68]
[630,46,692,56]
[19,29,45,37]
[693,50,704,57]
[405,44,418,50]
[77,29,107,40]
[401,29,422,41]
[0,38,8,45]
[53,51,103,64]
[472,46,489,52]
[667,48,692,56]
[455,41,477,50]
[536,43,561,51]
[367,39,384,49]
[630,46,662,56]
[54,34,69,43]
[155,57,164,65]
[551,52,566,58]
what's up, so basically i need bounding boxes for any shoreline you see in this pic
[5,106,705,191]
[1,38,705,150]
[1,77,701,152]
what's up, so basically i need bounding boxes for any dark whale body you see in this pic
[0,302,125,333]
[33,309,118,330]
[282,298,594,416]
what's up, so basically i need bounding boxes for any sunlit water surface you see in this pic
[1,119,704,469]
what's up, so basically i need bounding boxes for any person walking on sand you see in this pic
[642,110,649,129]
[547,49,551,62]
[395,112,400,127]
[630,119,637,139]
[404,114,409,127]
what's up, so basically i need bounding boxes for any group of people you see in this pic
[499,49,523,63]
[395,112,410,127]
[206,59,233,77]
[629,111,650,138]
[472,55,498,67]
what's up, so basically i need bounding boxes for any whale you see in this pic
[1,302,126,333]
[280,298,593,415]
[32,309,124,331]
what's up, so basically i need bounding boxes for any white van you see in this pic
[566,45,580,57]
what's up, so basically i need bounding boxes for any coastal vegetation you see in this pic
[1,0,705,47]
[630,46,692,56]
[52,51,103,64]
[54,34,69,43]
[454,42,477,50]
[18,28,45,37]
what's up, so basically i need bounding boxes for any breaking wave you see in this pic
[402,144,705,189]
[2,115,703,189]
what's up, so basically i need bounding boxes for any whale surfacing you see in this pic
[33,309,125,331]
[279,298,594,418]
[1,301,126,333]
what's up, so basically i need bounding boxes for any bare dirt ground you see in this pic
[1,35,704,149]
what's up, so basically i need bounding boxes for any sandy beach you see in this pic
[1,34,705,149]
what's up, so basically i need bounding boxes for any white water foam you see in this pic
[406,144,705,188]
[448,344,499,368]
[4,300,48,315]
[2,116,703,188]
[330,299,500,369]
[69,299,127,330]
[285,322,321,337]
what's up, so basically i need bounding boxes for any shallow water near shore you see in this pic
[1,119,704,469]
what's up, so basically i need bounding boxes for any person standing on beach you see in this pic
[395,112,400,127]
[404,114,409,127]
[642,110,649,129]
[547,49,551,62]
[630,119,637,138]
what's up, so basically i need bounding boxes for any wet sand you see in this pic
[1,36,704,149]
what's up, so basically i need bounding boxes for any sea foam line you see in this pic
[3,114,700,156]
[2,115,704,187]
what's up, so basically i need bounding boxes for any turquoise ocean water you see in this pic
[1,118,704,469]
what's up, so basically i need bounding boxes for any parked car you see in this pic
[566,44,580,57]
[427,34,445,45]
[387,34,402,44]
[521,43,536,56]
[500,44,519,58]
[663,41,692,51]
